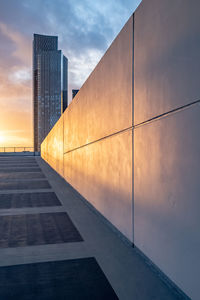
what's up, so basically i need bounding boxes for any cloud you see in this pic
[69,48,103,86]
[0,0,141,87]
[8,68,31,85]
[0,22,31,115]
[0,22,30,65]
[0,0,140,85]
[0,0,141,146]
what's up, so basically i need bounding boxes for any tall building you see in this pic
[72,89,79,99]
[33,34,68,152]
[62,56,68,112]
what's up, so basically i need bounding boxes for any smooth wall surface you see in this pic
[41,1,200,298]
[64,130,133,240]
[63,16,133,153]
[41,115,64,177]
[134,0,200,124]
[42,15,134,242]
[134,1,200,299]
[134,105,200,299]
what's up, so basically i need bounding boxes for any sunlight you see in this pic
[0,133,6,145]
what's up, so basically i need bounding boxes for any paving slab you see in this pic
[0,212,83,248]
[0,156,187,300]
[0,160,37,164]
[0,258,118,300]
[0,192,61,209]
[0,188,53,195]
[0,167,41,173]
[36,157,186,300]
[0,206,65,216]
[0,172,45,180]
[0,179,51,190]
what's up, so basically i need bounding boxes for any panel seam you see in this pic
[63,97,200,155]
[134,98,200,129]
[132,13,135,244]
[64,126,133,154]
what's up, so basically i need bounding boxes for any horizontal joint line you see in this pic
[64,126,133,154]
[134,98,200,129]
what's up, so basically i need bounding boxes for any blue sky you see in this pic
[0,0,141,146]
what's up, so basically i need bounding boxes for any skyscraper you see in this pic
[33,34,68,152]
[62,56,68,112]
[72,89,79,99]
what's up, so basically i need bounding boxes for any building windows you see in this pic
[33,34,68,151]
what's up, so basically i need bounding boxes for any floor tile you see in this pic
[0,180,51,190]
[0,192,61,209]
[0,258,118,300]
[0,172,45,180]
[0,167,41,173]
[0,212,83,248]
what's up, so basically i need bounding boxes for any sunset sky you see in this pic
[0,0,141,147]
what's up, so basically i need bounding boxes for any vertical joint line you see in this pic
[132,13,135,244]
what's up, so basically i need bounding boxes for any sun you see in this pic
[0,134,6,145]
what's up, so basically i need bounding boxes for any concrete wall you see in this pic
[134,1,200,299]
[41,115,64,177]
[63,16,133,153]
[42,16,134,241]
[41,1,200,298]
[134,0,200,124]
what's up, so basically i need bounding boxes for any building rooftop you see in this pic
[0,155,185,299]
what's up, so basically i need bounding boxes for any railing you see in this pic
[0,147,34,153]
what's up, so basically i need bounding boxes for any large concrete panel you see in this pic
[134,104,200,300]
[41,135,48,162]
[41,16,134,242]
[64,130,133,241]
[134,0,200,124]
[41,115,63,176]
[41,2,200,297]
[63,16,133,153]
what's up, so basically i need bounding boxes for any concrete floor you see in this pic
[0,156,187,299]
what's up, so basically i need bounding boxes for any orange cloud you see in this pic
[0,23,32,147]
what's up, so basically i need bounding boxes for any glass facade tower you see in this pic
[72,89,79,99]
[33,34,68,152]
